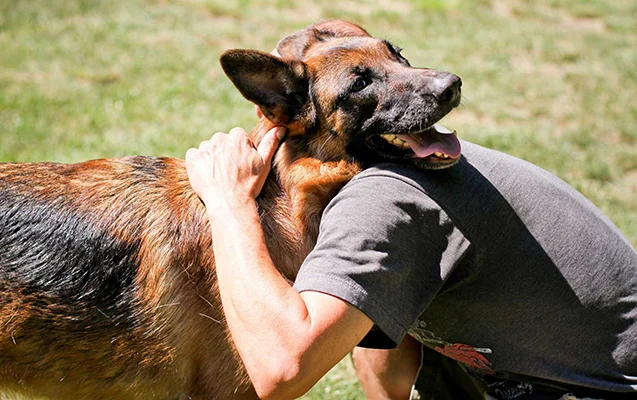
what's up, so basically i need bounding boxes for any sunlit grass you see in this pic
[1,0,636,398]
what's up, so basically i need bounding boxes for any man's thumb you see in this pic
[257,126,287,163]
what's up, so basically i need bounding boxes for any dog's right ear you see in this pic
[276,20,371,60]
[220,49,310,126]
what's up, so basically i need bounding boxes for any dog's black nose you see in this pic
[433,73,462,105]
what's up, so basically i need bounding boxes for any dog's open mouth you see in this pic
[367,124,461,168]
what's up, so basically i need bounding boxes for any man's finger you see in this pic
[255,105,264,119]
[228,127,248,138]
[257,126,287,164]
[185,147,199,162]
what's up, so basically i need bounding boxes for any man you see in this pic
[185,126,637,400]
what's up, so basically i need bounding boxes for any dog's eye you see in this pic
[351,77,371,92]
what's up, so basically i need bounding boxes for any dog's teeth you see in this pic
[381,134,396,143]
[394,139,409,149]
[381,134,410,150]
[433,152,452,159]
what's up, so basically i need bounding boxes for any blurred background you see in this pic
[1,0,635,398]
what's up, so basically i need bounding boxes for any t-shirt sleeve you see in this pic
[293,169,471,348]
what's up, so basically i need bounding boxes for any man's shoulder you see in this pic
[340,163,446,210]
[323,162,450,224]
[351,164,426,190]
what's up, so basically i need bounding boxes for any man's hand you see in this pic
[185,126,286,212]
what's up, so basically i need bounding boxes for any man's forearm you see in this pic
[206,200,317,398]
[207,200,373,399]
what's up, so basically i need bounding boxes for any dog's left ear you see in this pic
[220,49,311,127]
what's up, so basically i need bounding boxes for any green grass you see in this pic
[1,0,636,398]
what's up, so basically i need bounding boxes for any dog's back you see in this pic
[0,158,256,399]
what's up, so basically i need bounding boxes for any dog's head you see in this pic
[220,20,462,170]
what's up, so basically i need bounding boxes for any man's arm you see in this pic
[186,127,374,399]
[353,335,423,400]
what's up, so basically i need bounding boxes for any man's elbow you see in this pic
[251,360,315,400]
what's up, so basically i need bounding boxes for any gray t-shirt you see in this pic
[293,141,637,394]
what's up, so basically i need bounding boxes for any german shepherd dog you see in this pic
[0,20,461,399]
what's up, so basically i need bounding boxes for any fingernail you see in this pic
[276,127,287,140]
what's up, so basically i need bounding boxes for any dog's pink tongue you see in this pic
[398,124,461,159]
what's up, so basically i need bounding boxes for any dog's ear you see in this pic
[276,20,370,60]
[220,49,310,126]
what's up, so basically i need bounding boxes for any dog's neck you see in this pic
[249,118,360,281]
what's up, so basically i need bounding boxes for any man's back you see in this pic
[408,141,637,391]
[295,140,637,394]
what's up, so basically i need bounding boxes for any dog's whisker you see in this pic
[95,307,113,321]
[198,294,216,310]
[153,302,181,309]
[2,309,18,329]
[199,312,222,325]
[319,136,333,157]
[309,135,329,159]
